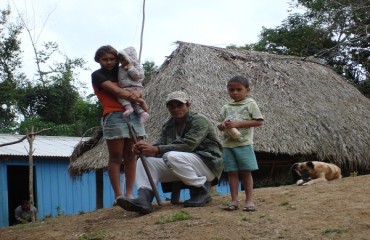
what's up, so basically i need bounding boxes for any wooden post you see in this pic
[26,127,36,222]
[96,169,103,209]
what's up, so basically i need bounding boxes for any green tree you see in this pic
[245,14,336,57]
[294,0,370,83]
[357,80,370,98]
[69,95,102,136]
[0,7,100,136]
[142,60,158,86]
[0,8,25,132]
[16,54,99,136]
[239,0,369,96]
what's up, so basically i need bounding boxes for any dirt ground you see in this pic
[1,174,370,240]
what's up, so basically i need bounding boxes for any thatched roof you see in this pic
[69,41,370,177]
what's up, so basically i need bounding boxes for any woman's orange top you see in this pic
[91,66,125,116]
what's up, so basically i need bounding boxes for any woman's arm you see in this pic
[101,80,148,112]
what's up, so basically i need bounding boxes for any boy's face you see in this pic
[227,82,250,102]
[99,53,117,70]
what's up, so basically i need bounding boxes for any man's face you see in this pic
[166,100,190,119]
[21,203,30,211]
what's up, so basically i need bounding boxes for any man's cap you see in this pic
[166,91,190,104]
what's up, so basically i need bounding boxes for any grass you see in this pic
[280,200,296,210]
[240,213,251,221]
[76,230,107,240]
[11,222,40,230]
[155,210,190,224]
[322,228,347,236]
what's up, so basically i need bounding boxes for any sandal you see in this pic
[222,204,239,211]
[243,205,256,212]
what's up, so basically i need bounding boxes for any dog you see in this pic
[291,161,342,186]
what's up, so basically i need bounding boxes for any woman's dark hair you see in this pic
[94,45,117,63]
[228,75,250,88]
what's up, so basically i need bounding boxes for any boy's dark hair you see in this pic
[94,45,117,63]
[228,75,250,88]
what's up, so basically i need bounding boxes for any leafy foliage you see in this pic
[0,7,101,136]
[297,0,370,82]
[248,14,336,57]
[142,60,158,86]
[236,0,370,96]
[0,8,25,130]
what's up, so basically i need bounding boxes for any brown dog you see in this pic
[292,161,342,186]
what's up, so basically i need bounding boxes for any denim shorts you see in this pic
[101,111,147,140]
[223,145,258,172]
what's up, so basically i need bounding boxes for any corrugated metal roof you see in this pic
[0,134,86,158]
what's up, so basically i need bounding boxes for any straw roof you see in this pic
[69,41,370,177]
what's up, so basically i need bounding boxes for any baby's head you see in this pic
[118,47,138,64]
[117,51,127,63]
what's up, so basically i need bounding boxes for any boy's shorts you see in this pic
[223,145,258,172]
[101,111,146,139]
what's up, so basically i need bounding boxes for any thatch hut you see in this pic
[69,41,370,182]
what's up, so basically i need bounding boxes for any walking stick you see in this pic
[127,123,162,206]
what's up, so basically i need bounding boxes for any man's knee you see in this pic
[163,151,185,167]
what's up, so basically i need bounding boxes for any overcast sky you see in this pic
[1,0,292,94]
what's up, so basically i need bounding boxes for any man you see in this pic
[117,91,224,214]
[15,200,37,224]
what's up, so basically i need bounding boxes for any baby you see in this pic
[117,46,149,123]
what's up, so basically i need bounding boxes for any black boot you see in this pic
[183,182,212,207]
[116,187,154,214]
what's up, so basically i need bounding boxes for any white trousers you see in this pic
[135,151,216,190]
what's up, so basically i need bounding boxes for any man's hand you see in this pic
[133,142,158,157]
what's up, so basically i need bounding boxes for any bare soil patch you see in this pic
[1,175,370,240]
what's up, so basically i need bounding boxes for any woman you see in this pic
[92,45,148,202]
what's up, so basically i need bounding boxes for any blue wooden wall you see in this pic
[0,158,114,227]
[0,158,231,228]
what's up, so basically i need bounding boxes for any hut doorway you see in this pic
[7,165,37,226]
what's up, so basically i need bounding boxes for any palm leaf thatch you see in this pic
[69,41,370,178]
[69,127,107,177]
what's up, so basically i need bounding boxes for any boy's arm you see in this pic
[224,101,263,129]
[226,119,263,129]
